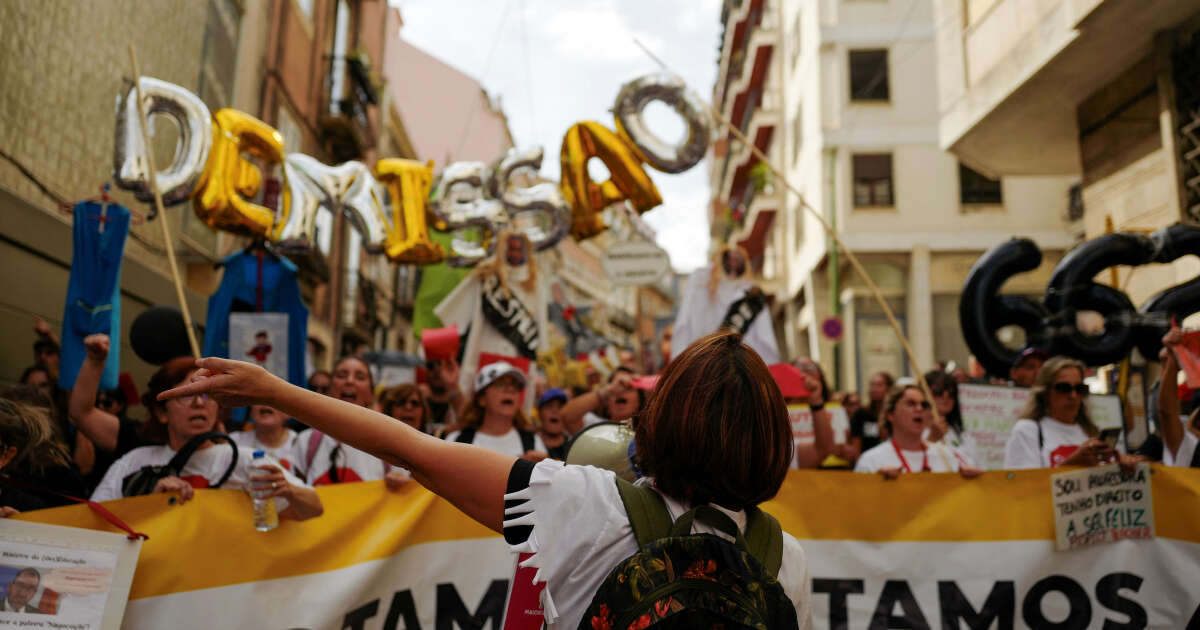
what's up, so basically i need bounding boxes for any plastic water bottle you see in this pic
[250,450,279,532]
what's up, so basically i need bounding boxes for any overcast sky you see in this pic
[392,0,722,272]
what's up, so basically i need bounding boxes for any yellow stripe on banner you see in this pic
[766,467,1200,542]
[15,481,497,600]
[14,466,1200,600]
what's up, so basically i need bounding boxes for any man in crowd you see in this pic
[1009,348,1048,388]
[2,568,45,613]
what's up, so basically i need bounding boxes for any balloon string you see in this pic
[631,37,944,428]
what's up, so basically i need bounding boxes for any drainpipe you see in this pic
[826,147,841,390]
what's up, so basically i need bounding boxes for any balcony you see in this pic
[318,53,379,163]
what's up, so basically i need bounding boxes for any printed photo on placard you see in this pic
[230,312,289,379]
[0,520,141,630]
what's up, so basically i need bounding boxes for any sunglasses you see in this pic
[898,399,932,411]
[398,398,422,409]
[1051,382,1090,396]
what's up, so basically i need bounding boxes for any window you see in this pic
[792,101,803,162]
[294,0,314,20]
[791,10,802,69]
[342,226,362,326]
[276,104,303,154]
[849,49,889,101]
[959,163,1002,205]
[852,154,893,207]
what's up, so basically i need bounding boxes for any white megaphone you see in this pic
[564,421,638,482]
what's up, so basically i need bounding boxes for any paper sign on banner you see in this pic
[1051,462,1154,551]
[501,553,546,630]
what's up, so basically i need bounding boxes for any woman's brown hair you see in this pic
[140,357,199,444]
[380,384,432,432]
[635,330,792,510]
[1018,356,1098,436]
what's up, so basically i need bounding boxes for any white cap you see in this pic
[474,361,526,392]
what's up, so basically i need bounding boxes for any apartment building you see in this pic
[709,0,1079,390]
[933,0,1200,311]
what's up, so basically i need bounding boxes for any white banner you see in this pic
[15,468,1200,629]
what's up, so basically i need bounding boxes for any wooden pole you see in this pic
[128,45,201,358]
[635,39,943,426]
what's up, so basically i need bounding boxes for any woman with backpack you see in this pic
[160,331,813,628]
[89,357,323,523]
[298,355,410,490]
[444,362,548,460]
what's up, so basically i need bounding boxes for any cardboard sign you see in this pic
[501,553,545,630]
[601,240,670,286]
[959,384,1125,470]
[1051,463,1154,551]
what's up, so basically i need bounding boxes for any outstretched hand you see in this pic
[158,357,283,408]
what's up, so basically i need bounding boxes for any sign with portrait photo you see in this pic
[0,520,141,630]
[229,312,289,379]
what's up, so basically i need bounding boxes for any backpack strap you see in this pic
[305,430,324,474]
[615,478,672,547]
[167,431,239,489]
[455,428,477,444]
[518,428,535,453]
[743,507,785,577]
[616,479,785,577]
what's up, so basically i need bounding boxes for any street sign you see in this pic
[602,240,671,286]
[821,316,844,341]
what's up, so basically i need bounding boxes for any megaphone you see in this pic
[564,421,637,482]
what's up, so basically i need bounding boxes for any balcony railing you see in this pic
[319,54,379,162]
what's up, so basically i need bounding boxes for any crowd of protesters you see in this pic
[3,313,1198,520]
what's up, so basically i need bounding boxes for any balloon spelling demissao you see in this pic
[113,73,712,264]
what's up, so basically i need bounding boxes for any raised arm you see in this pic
[68,335,122,452]
[1160,327,1184,459]
[162,358,516,532]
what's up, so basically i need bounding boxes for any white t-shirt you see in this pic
[854,439,971,473]
[91,442,306,512]
[293,430,390,486]
[671,267,780,363]
[1003,417,1090,469]
[434,267,548,409]
[232,429,300,473]
[1164,426,1199,467]
[444,427,546,458]
[940,424,979,469]
[581,411,607,428]
[503,460,812,630]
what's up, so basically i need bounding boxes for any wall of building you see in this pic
[0,0,234,384]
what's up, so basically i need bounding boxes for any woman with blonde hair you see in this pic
[1003,356,1139,469]
[0,399,71,516]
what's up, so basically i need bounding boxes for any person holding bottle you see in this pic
[89,356,323,524]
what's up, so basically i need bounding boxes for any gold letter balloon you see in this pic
[374,159,444,264]
[559,121,662,239]
[192,108,284,239]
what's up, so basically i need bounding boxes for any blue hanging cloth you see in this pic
[203,250,308,386]
[59,201,130,391]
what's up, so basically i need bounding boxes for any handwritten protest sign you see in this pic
[959,385,1124,469]
[1050,463,1154,551]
